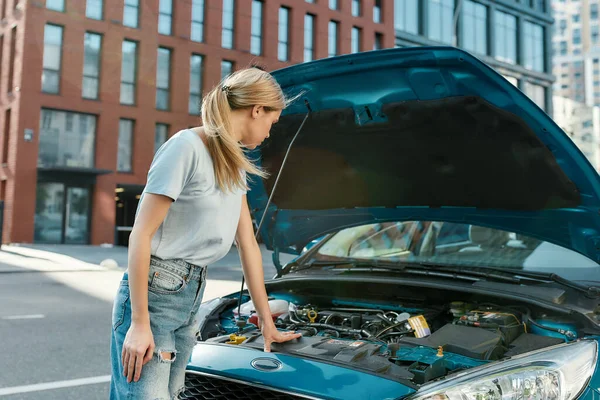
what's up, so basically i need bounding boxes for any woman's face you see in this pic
[240,106,281,149]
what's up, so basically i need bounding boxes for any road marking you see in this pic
[1,314,45,320]
[0,375,111,396]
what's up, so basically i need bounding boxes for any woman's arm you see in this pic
[235,195,302,352]
[123,193,173,382]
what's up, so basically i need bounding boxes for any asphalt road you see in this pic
[0,246,287,399]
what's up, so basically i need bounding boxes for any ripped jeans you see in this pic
[109,256,207,400]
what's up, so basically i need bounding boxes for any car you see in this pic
[179,46,600,400]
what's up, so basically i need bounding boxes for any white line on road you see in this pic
[0,375,111,396]
[1,314,45,320]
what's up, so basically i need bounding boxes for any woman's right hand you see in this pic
[122,321,155,383]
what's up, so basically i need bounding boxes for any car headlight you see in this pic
[410,340,598,400]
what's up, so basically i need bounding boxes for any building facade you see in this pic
[553,95,600,169]
[552,0,600,107]
[394,0,554,113]
[0,0,554,245]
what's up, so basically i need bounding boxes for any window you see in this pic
[278,7,290,61]
[222,0,235,49]
[42,24,62,94]
[428,0,454,44]
[46,0,64,12]
[593,26,599,44]
[374,0,382,23]
[221,60,233,80]
[123,0,139,28]
[535,0,545,12]
[117,119,133,173]
[558,19,567,35]
[3,109,10,165]
[155,124,168,154]
[120,40,137,105]
[7,27,15,93]
[304,14,315,62]
[572,14,580,23]
[158,0,173,35]
[330,0,337,10]
[352,0,360,17]
[461,1,487,54]
[351,27,361,53]
[191,0,204,42]
[38,109,96,168]
[593,3,599,19]
[0,36,3,93]
[524,82,546,111]
[328,21,338,57]
[156,47,171,110]
[189,54,203,115]
[86,0,102,20]
[374,33,383,50]
[573,28,581,45]
[559,40,567,55]
[523,21,545,72]
[395,0,419,34]
[251,0,263,56]
[495,11,517,63]
[82,32,102,100]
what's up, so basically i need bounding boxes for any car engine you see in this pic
[200,298,574,385]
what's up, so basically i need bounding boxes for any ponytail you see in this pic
[201,68,288,193]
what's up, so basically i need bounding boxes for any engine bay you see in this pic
[199,295,580,385]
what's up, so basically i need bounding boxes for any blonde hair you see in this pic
[201,67,289,193]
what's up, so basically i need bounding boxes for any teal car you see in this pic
[180,47,600,400]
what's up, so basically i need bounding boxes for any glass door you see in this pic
[34,183,65,244]
[64,187,90,244]
[34,183,91,244]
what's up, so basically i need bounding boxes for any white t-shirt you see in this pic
[135,129,246,266]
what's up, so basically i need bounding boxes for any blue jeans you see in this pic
[109,256,207,399]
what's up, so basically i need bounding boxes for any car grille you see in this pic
[179,372,310,400]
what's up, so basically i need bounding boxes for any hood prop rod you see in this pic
[235,101,311,332]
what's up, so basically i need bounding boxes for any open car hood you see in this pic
[246,47,600,270]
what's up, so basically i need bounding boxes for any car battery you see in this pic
[455,310,524,345]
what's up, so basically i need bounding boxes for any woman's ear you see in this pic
[252,105,263,119]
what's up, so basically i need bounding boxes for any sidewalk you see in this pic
[0,243,296,281]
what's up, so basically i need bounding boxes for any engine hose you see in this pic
[375,314,395,326]
[378,331,410,340]
[325,313,343,325]
[289,310,307,325]
[517,307,577,339]
[289,320,386,342]
[376,321,411,338]
[526,316,576,339]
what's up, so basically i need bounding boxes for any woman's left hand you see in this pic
[259,318,302,352]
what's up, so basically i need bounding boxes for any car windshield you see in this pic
[310,221,600,281]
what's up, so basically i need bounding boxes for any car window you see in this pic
[315,221,600,279]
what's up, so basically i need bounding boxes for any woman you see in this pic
[109,67,302,399]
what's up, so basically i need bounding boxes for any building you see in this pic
[553,95,600,169]
[0,0,555,246]
[394,0,554,114]
[552,0,600,107]
[0,0,395,245]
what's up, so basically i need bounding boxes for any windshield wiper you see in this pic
[447,264,600,299]
[295,259,525,284]
[296,259,600,298]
